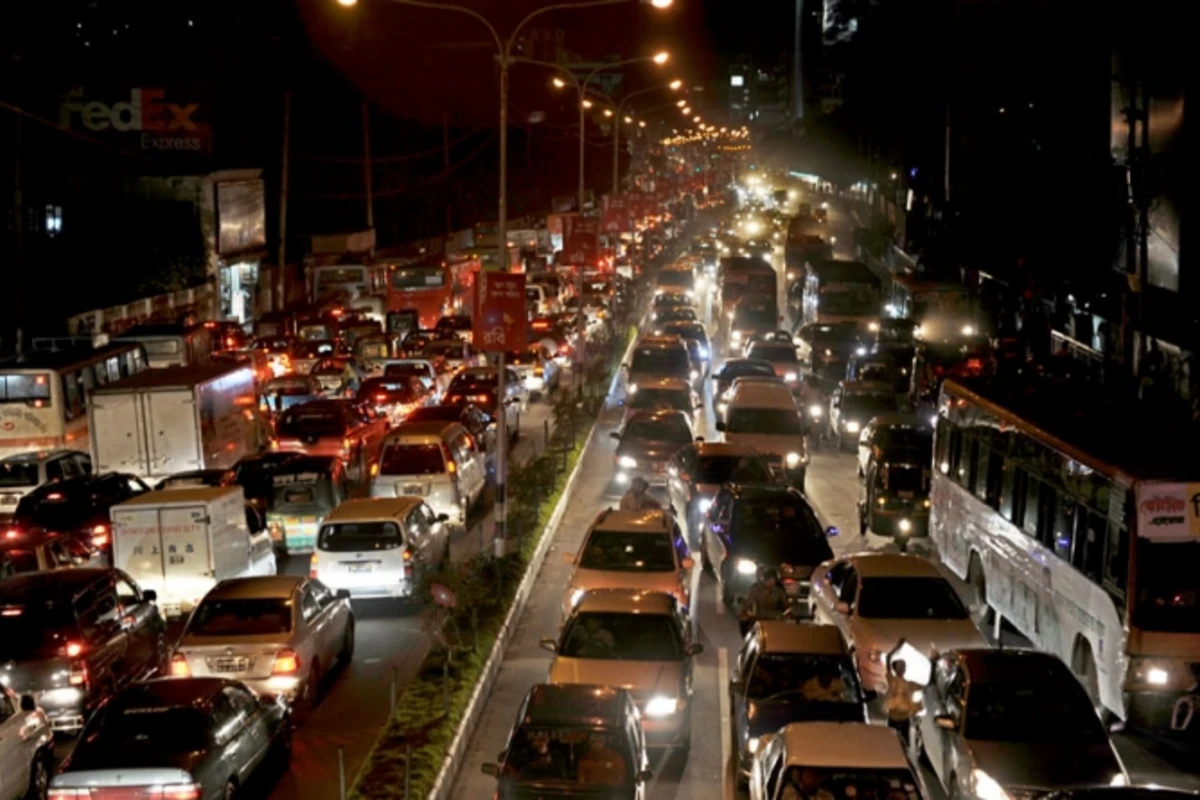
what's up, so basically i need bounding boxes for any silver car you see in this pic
[0,683,52,800]
[172,575,355,708]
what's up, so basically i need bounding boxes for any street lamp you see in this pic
[603,108,614,118]
[676,99,686,107]
[669,79,683,90]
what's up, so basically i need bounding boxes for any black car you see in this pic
[11,473,151,559]
[795,321,869,382]
[666,442,783,544]
[730,622,869,783]
[53,678,291,797]
[712,358,777,401]
[702,484,836,609]
[0,569,167,731]
[407,403,497,456]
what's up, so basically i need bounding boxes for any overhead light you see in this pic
[653,51,670,65]
[669,79,683,90]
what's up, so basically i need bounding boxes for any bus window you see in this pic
[1104,522,1129,595]
[1073,510,1106,583]
[0,374,52,404]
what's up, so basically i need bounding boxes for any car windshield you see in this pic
[277,409,345,438]
[0,462,39,487]
[579,530,677,572]
[559,612,684,660]
[964,679,1104,743]
[0,603,79,658]
[1133,541,1200,633]
[726,408,802,435]
[318,521,403,552]
[747,653,861,702]
[731,500,832,566]
[623,416,692,444]
[806,324,863,345]
[629,388,690,412]
[653,293,690,308]
[779,767,921,800]
[856,577,968,619]
[80,706,210,757]
[876,427,932,452]
[844,392,898,415]
[721,362,776,383]
[1,548,40,572]
[695,455,774,484]
[189,598,293,636]
[655,308,698,323]
[505,726,632,785]
[380,444,445,476]
[384,363,428,379]
[271,474,333,508]
[747,343,798,363]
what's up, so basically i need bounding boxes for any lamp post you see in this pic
[611,79,682,195]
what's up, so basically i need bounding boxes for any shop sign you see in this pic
[1136,482,1200,540]
[216,180,267,256]
[60,87,212,155]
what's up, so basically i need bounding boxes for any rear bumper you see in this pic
[613,465,670,488]
[319,573,418,599]
[32,687,89,732]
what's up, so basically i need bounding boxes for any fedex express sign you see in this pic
[60,88,211,155]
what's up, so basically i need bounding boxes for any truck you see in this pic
[112,486,277,617]
[89,363,266,481]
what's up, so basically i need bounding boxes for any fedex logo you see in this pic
[61,88,205,133]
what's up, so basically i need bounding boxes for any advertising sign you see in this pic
[600,194,630,234]
[60,87,212,156]
[216,180,267,256]
[474,272,526,352]
[1135,482,1200,541]
[563,217,599,265]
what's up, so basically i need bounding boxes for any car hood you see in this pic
[851,617,986,658]
[617,439,688,462]
[569,569,683,599]
[969,739,1122,790]
[549,657,684,705]
[747,696,866,736]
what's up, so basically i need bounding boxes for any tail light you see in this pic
[271,648,301,675]
[403,547,414,579]
[54,784,204,800]
[63,641,84,658]
[343,437,354,455]
[309,553,319,578]
[68,658,88,687]
[169,653,192,678]
[270,439,280,451]
[442,444,456,474]
[91,524,110,548]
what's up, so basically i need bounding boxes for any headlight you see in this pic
[785,452,801,468]
[569,588,585,608]
[1111,774,1128,787]
[698,498,713,514]
[844,420,861,434]
[923,498,932,508]
[898,518,913,533]
[971,770,1011,800]
[1128,657,1183,688]
[699,346,709,358]
[808,404,823,418]
[690,370,699,380]
[736,558,757,576]
[823,348,832,357]
[732,330,742,341]
[784,372,798,383]
[914,325,926,339]
[619,455,638,469]
[868,321,880,332]
[962,324,976,336]
[644,696,680,718]
[747,736,762,754]
[855,346,867,356]
[628,383,638,394]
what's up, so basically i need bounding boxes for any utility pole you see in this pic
[443,112,452,235]
[362,101,375,236]
[277,90,291,312]
[10,57,24,353]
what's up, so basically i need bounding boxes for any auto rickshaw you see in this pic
[261,374,323,418]
[340,318,383,349]
[264,455,349,555]
[310,357,363,396]
[857,456,931,550]
[354,332,393,376]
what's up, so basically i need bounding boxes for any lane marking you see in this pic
[719,646,732,800]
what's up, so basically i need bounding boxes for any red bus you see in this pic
[386,256,480,329]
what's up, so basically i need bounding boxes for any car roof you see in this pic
[324,496,423,522]
[573,588,677,615]
[591,507,674,534]
[634,377,691,391]
[207,575,305,601]
[757,621,847,655]
[0,567,113,601]
[730,383,796,406]
[721,358,774,373]
[953,648,1079,685]
[845,553,944,578]
[1,449,81,465]
[522,684,630,728]
[780,722,910,769]
[118,677,231,708]
[385,420,460,439]
[694,442,763,457]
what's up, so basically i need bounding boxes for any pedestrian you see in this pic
[883,659,923,745]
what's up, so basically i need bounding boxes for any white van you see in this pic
[0,449,91,519]
[369,421,486,530]
[716,382,810,490]
[310,497,450,600]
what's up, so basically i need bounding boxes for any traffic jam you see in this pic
[1,171,1198,800]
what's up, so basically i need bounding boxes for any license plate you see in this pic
[348,563,373,573]
[0,494,17,505]
[898,491,915,499]
[403,484,424,496]
[214,657,249,673]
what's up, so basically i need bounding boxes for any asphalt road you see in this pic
[448,189,1200,799]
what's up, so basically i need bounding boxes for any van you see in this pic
[624,335,692,395]
[311,497,450,600]
[369,421,486,531]
[716,382,809,491]
[0,449,92,520]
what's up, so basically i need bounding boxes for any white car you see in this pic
[0,449,91,520]
[0,684,53,800]
[809,553,987,693]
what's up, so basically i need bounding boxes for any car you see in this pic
[794,321,869,379]
[740,238,774,256]
[261,373,324,417]
[621,377,700,430]
[829,380,902,450]
[291,339,338,374]
[170,575,355,710]
[448,366,529,416]
[0,529,97,573]
[310,357,364,396]
[916,649,1126,800]
[561,507,694,621]
[858,449,932,543]
[480,683,652,797]
[0,568,167,732]
[407,403,497,457]
[610,409,697,489]
[424,337,480,371]
[11,472,151,560]
[651,291,693,320]
[666,441,783,543]
[702,484,836,611]
[728,298,780,356]
[382,357,451,398]
[809,553,988,693]
[505,345,562,397]
[716,382,809,489]
[625,336,693,396]
[652,306,699,327]
[749,721,927,800]
[0,682,53,800]
[51,677,292,799]
[435,314,474,342]
[273,399,391,482]
[856,413,933,480]
[0,449,91,520]
[660,321,711,374]
[356,374,434,425]
[713,358,777,404]
[744,340,802,388]
[543,589,702,751]
[371,420,487,530]
[730,622,870,783]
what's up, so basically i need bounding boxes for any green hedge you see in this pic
[348,323,632,799]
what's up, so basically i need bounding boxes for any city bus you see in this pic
[0,340,149,458]
[801,259,881,327]
[886,273,979,342]
[308,264,387,305]
[386,256,481,330]
[930,376,1200,737]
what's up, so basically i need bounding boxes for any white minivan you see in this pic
[369,421,486,531]
[0,449,91,519]
[311,497,449,600]
[716,381,810,491]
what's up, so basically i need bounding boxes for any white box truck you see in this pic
[89,363,265,481]
[111,486,276,617]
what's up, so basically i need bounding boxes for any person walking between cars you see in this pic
[883,659,923,745]
[620,477,661,511]
[739,566,789,636]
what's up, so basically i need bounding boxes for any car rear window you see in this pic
[189,598,293,636]
[0,462,40,488]
[278,409,345,438]
[579,530,676,572]
[380,444,445,476]
[319,521,404,552]
[630,347,690,375]
[0,549,39,573]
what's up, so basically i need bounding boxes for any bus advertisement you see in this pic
[386,256,481,329]
[930,376,1200,738]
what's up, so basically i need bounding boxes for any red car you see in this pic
[273,399,390,481]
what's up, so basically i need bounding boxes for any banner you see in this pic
[60,86,212,158]
[600,194,630,234]
[473,272,526,352]
[1135,483,1200,541]
[563,217,599,265]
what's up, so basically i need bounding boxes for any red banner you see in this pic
[600,194,630,234]
[473,272,526,352]
[563,217,599,265]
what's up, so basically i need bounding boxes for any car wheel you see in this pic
[339,620,356,666]
[26,751,50,800]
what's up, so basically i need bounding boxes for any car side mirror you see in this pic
[142,589,158,603]
[715,421,727,432]
[20,694,36,712]
[681,557,695,570]
[935,714,957,731]
[435,513,450,523]
[336,589,352,601]
[834,600,851,615]
[638,769,654,783]
[539,637,558,653]
[481,763,500,778]
[609,432,621,441]
[826,526,839,537]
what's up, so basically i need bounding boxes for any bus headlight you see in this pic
[971,770,1011,800]
[698,498,713,514]
[731,330,743,342]
[736,558,758,576]
[898,518,913,534]
[619,456,638,469]
[1128,657,1184,689]
[628,383,638,395]
[784,372,798,383]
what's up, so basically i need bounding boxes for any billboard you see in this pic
[216,180,267,256]
[60,87,212,157]
[474,272,526,352]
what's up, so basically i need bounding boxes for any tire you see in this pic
[300,659,323,713]
[339,620,356,666]
[26,751,50,800]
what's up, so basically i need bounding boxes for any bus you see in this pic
[309,264,386,305]
[386,256,480,330]
[931,376,1200,737]
[115,322,213,369]
[0,340,149,458]
[801,259,881,327]
[717,257,777,323]
[887,273,978,342]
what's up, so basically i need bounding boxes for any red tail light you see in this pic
[442,443,456,474]
[271,648,301,675]
[91,524,110,548]
[170,653,192,678]
[403,547,414,579]
[64,641,84,658]
[309,553,319,578]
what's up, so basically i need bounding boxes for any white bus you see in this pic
[930,377,1200,738]
[0,341,148,459]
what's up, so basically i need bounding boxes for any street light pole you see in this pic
[611,80,682,195]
